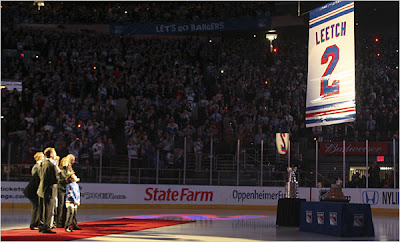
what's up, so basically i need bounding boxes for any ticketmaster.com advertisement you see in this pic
[1,182,398,209]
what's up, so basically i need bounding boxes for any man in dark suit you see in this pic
[37,148,59,233]
[368,161,381,188]
[23,152,44,230]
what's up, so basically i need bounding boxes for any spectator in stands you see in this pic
[162,134,175,167]
[366,114,376,133]
[295,153,304,170]
[166,118,179,135]
[193,137,203,170]
[92,138,104,166]
[174,149,184,169]
[127,137,140,168]
[254,128,267,147]
[68,138,82,165]
[141,139,154,168]
[79,137,91,177]
[124,114,135,139]
[383,171,394,188]
[348,172,363,188]
[368,161,381,188]
[2,2,274,25]
[174,130,185,157]
[103,138,116,168]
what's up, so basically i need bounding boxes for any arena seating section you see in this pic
[1,2,398,187]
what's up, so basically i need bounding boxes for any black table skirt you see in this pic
[276,198,306,226]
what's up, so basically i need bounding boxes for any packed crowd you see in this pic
[1,1,273,24]
[1,4,398,176]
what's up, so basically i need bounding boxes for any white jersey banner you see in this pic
[306,1,355,127]
[276,133,289,155]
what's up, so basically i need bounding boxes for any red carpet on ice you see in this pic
[1,218,194,241]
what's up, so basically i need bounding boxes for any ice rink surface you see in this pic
[2,208,399,241]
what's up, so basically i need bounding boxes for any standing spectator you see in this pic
[124,114,135,139]
[312,125,323,141]
[103,138,116,168]
[92,137,104,166]
[355,114,366,134]
[186,89,196,104]
[141,140,154,168]
[44,121,55,133]
[174,130,185,156]
[183,124,196,136]
[85,120,95,138]
[68,138,82,165]
[284,111,293,128]
[295,153,304,170]
[366,114,376,133]
[383,171,394,188]
[185,134,194,157]
[267,133,275,150]
[54,135,68,159]
[25,112,35,129]
[368,161,381,188]
[127,137,140,168]
[79,137,91,177]
[344,123,355,140]
[254,128,267,146]
[77,105,91,121]
[174,149,184,169]
[349,172,363,188]
[193,137,203,170]
[166,118,179,134]
[162,134,175,167]
[165,151,175,167]
[210,109,223,123]
[64,118,75,132]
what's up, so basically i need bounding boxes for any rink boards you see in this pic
[1,182,398,213]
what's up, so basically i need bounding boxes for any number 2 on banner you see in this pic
[320,45,339,97]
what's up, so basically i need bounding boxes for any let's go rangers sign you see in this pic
[321,142,388,155]
[306,1,355,127]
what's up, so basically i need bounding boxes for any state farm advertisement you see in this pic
[144,186,217,204]
[71,184,222,205]
[320,142,388,155]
